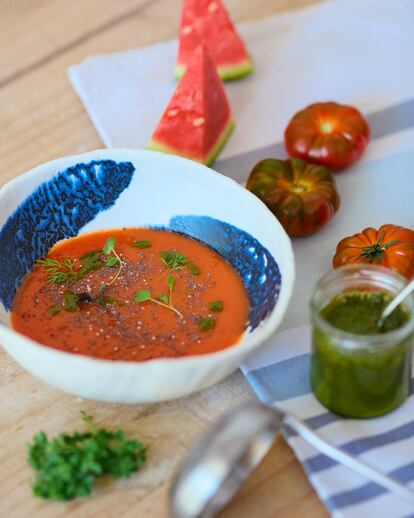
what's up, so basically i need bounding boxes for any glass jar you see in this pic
[310,264,414,418]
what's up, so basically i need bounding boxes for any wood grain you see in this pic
[0,1,326,517]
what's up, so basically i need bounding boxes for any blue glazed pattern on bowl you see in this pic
[167,216,281,330]
[0,160,135,310]
[0,160,281,332]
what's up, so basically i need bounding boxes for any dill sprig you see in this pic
[36,258,78,285]
[36,237,123,286]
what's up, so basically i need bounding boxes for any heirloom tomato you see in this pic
[284,102,370,171]
[333,225,414,278]
[246,157,340,237]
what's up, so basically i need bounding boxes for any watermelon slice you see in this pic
[174,0,253,81]
[147,42,234,166]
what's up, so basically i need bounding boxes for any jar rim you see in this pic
[310,264,414,349]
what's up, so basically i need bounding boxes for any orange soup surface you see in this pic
[11,228,249,361]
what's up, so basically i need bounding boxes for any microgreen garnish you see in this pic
[209,300,224,313]
[105,256,118,267]
[134,290,151,302]
[27,412,147,501]
[103,236,116,255]
[199,316,216,332]
[187,262,201,276]
[132,240,152,249]
[47,305,61,316]
[36,258,78,285]
[160,250,188,271]
[167,274,175,291]
[134,275,183,318]
[102,237,123,286]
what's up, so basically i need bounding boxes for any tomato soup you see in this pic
[11,228,249,361]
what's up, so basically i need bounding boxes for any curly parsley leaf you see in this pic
[77,251,106,277]
[63,291,80,312]
[160,250,187,271]
[132,240,152,249]
[27,414,148,501]
[199,316,216,332]
[187,262,201,276]
[209,300,224,313]
[47,305,61,316]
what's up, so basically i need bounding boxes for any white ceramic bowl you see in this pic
[0,150,294,403]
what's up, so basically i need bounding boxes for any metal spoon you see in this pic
[170,403,414,518]
[378,277,414,327]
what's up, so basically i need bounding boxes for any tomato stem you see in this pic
[358,230,401,263]
[320,122,333,134]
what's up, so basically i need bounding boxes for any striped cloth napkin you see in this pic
[69,0,414,515]
[236,96,414,518]
[241,326,414,517]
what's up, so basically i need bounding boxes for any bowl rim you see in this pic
[0,148,295,369]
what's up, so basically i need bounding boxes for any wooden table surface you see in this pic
[0,1,329,516]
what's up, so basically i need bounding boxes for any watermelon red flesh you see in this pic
[148,42,233,164]
[175,0,252,80]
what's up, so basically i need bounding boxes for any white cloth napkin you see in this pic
[69,0,414,160]
[69,0,414,515]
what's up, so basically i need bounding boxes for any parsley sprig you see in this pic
[160,250,201,276]
[160,250,187,271]
[199,316,216,332]
[27,412,147,501]
[48,289,124,314]
[134,275,183,318]
[132,240,152,249]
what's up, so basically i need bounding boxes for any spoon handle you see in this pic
[284,413,414,506]
[380,277,414,324]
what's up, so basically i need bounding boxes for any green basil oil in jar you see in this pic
[310,265,414,418]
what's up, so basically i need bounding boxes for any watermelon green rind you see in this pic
[146,118,234,166]
[217,58,253,81]
[174,57,253,81]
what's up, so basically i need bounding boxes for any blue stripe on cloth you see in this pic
[245,353,310,401]
[325,461,414,510]
[369,99,414,139]
[215,98,414,183]
[302,412,340,429]
[304,417,414,474]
